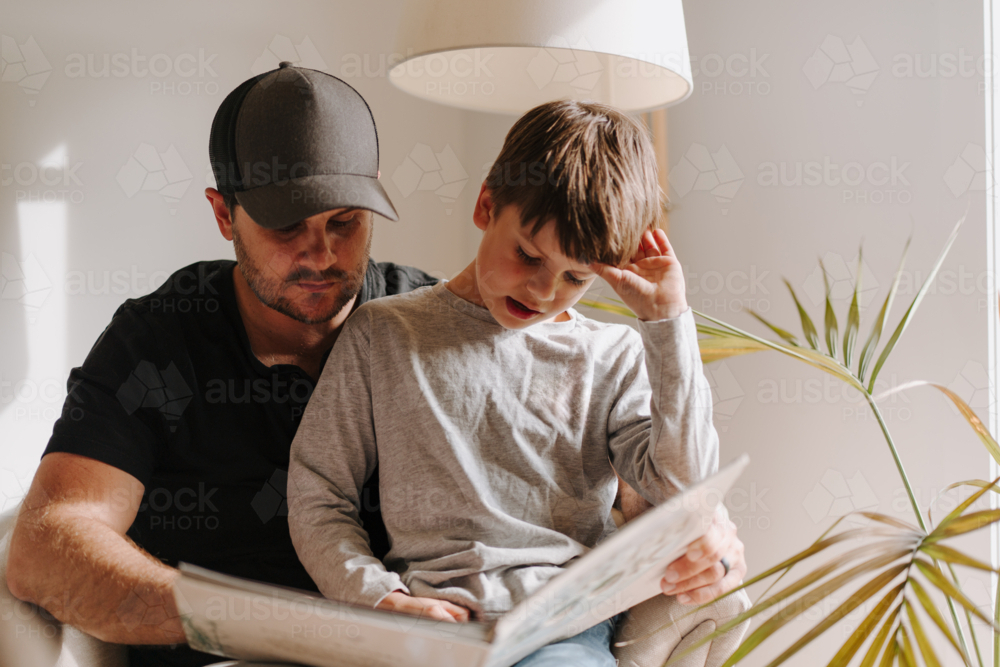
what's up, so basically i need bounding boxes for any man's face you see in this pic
[231,206,373,324]
[475,202,598,330]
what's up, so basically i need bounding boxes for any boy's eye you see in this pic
[516,246,541,264]
[564,273,586,286]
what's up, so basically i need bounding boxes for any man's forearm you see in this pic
[8,505,183,645]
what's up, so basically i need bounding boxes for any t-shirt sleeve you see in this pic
[607,309,719,505]
[44,304,178,486]
[287,307,407,608]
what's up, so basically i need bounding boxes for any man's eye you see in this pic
[329,212,360,228]
[516,246,540,264]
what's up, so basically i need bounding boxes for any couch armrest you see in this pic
[0,503,129,667]
[613,589,751,667]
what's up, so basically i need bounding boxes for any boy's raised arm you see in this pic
[595,229,719,503]
[287,312,407,608]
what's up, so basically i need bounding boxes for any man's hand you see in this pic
[376,591,471,623]
[592,228,688,321]
[660,506,747,605]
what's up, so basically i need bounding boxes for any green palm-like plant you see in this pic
[582,213,1000,666]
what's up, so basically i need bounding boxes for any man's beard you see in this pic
[232,225,371,325]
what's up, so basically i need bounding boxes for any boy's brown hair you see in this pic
[486,100,664,268]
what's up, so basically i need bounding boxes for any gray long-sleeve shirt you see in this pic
[288,282,718,620]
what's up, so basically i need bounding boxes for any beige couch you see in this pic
[0,504,749,667]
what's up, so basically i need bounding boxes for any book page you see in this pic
[487,456,748,667]
[174,565,491,667]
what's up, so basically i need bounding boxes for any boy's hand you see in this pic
[376,591,471,623]
[592,228,688,321]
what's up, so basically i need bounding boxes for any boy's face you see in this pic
[473,187,599,329]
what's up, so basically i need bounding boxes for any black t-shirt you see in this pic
[43,259,437,667]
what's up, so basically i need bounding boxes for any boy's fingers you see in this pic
[652,228,673,256]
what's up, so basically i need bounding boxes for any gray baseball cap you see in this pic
[209,61,398,229]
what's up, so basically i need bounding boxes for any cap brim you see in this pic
[234,173,399,229]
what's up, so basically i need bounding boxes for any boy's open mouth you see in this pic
[506,297,540,320]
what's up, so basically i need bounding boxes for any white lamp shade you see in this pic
[389,0,693,114]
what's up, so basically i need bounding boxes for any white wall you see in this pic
[0,0,477,503]
[665,0,992,662]
[2,0,994,662]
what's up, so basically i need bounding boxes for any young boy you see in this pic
[287,100,719,666]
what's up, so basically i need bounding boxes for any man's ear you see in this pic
[472,182,494,232]
[206,187,234,241]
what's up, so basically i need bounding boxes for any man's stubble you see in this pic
[232,220,372,325]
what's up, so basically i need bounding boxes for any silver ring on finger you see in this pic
[720,556,731,576]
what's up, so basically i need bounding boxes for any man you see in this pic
[6,64,746,667]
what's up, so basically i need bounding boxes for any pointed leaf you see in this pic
[664,539,910,664]
[697,323,738,338]
[881,639,900,667]
[855,511,921,533]
[719,553,910,667]
[920,542,997,572]
[659,538,909,662]
[828,583,903,667]
[749,309,800,346]
[820,258,840,358]
[577,298,636,318]
[934,474,1000,534]
[868,214,965,392]
[784,278,821,350]
[696,310,864,391]
[699,335,770,363]
[859,238,909,382]
[909,578,967,662]
[860,603,902,667]
[915,558,1000,629]
[873,380,1000,467]
[762,566,907,667]
[927,479,1000,528]
[898,627,918,667]
[844,248,863,369]
[928,509,1000,542]
[906,598,943,667]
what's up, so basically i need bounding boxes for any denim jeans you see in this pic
[513,615,620,667]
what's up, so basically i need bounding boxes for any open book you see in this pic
[174,455,748,667]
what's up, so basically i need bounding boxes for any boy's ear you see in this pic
[472,182,493,232]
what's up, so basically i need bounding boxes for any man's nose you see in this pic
[300,226,337,269]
